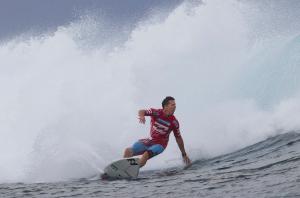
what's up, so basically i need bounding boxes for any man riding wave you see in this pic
[123,96,191,167]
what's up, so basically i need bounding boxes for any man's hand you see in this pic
[175,137,191,166]
[182,154,191,166]
[139,115,146,124]
[138,110,146,124]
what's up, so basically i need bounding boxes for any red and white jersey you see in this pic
[142,108,181,148]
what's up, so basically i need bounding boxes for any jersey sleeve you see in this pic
[144,108,159,116]
[172,119,182,138]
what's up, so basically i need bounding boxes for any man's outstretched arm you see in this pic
[175,136,191,165]
[138,109,157,124]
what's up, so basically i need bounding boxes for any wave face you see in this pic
[139,131,300,197]
[1,132,299,197]
[0,0,300,183]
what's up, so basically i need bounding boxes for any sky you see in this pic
[0,0,183,40]
[1,0,300,41]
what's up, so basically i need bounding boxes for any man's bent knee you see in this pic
[123,148,133,158]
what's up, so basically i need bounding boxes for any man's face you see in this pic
[165,100,176,115]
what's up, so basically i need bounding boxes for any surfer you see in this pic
[123,96,191,168]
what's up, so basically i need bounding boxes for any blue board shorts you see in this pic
[131,140,164,158]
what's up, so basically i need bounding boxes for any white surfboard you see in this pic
[102,158,140,179]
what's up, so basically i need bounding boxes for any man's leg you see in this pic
[139,151,150,167]
[124,141,147,158]
[139,144,165,168]
[123,148,133,158]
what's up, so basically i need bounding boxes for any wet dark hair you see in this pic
[162,96,175,108]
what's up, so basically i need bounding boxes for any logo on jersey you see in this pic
[153,121,170,135]
[157,118,171,126]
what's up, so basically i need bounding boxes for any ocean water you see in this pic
[1,132,299,197]
[0,0,300,197]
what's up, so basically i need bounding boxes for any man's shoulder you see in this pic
[170,115,179,126]
[150,108,162,111]
[170,114,178,120]
[149,108,162,116]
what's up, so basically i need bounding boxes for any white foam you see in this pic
[0,0,299,182]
